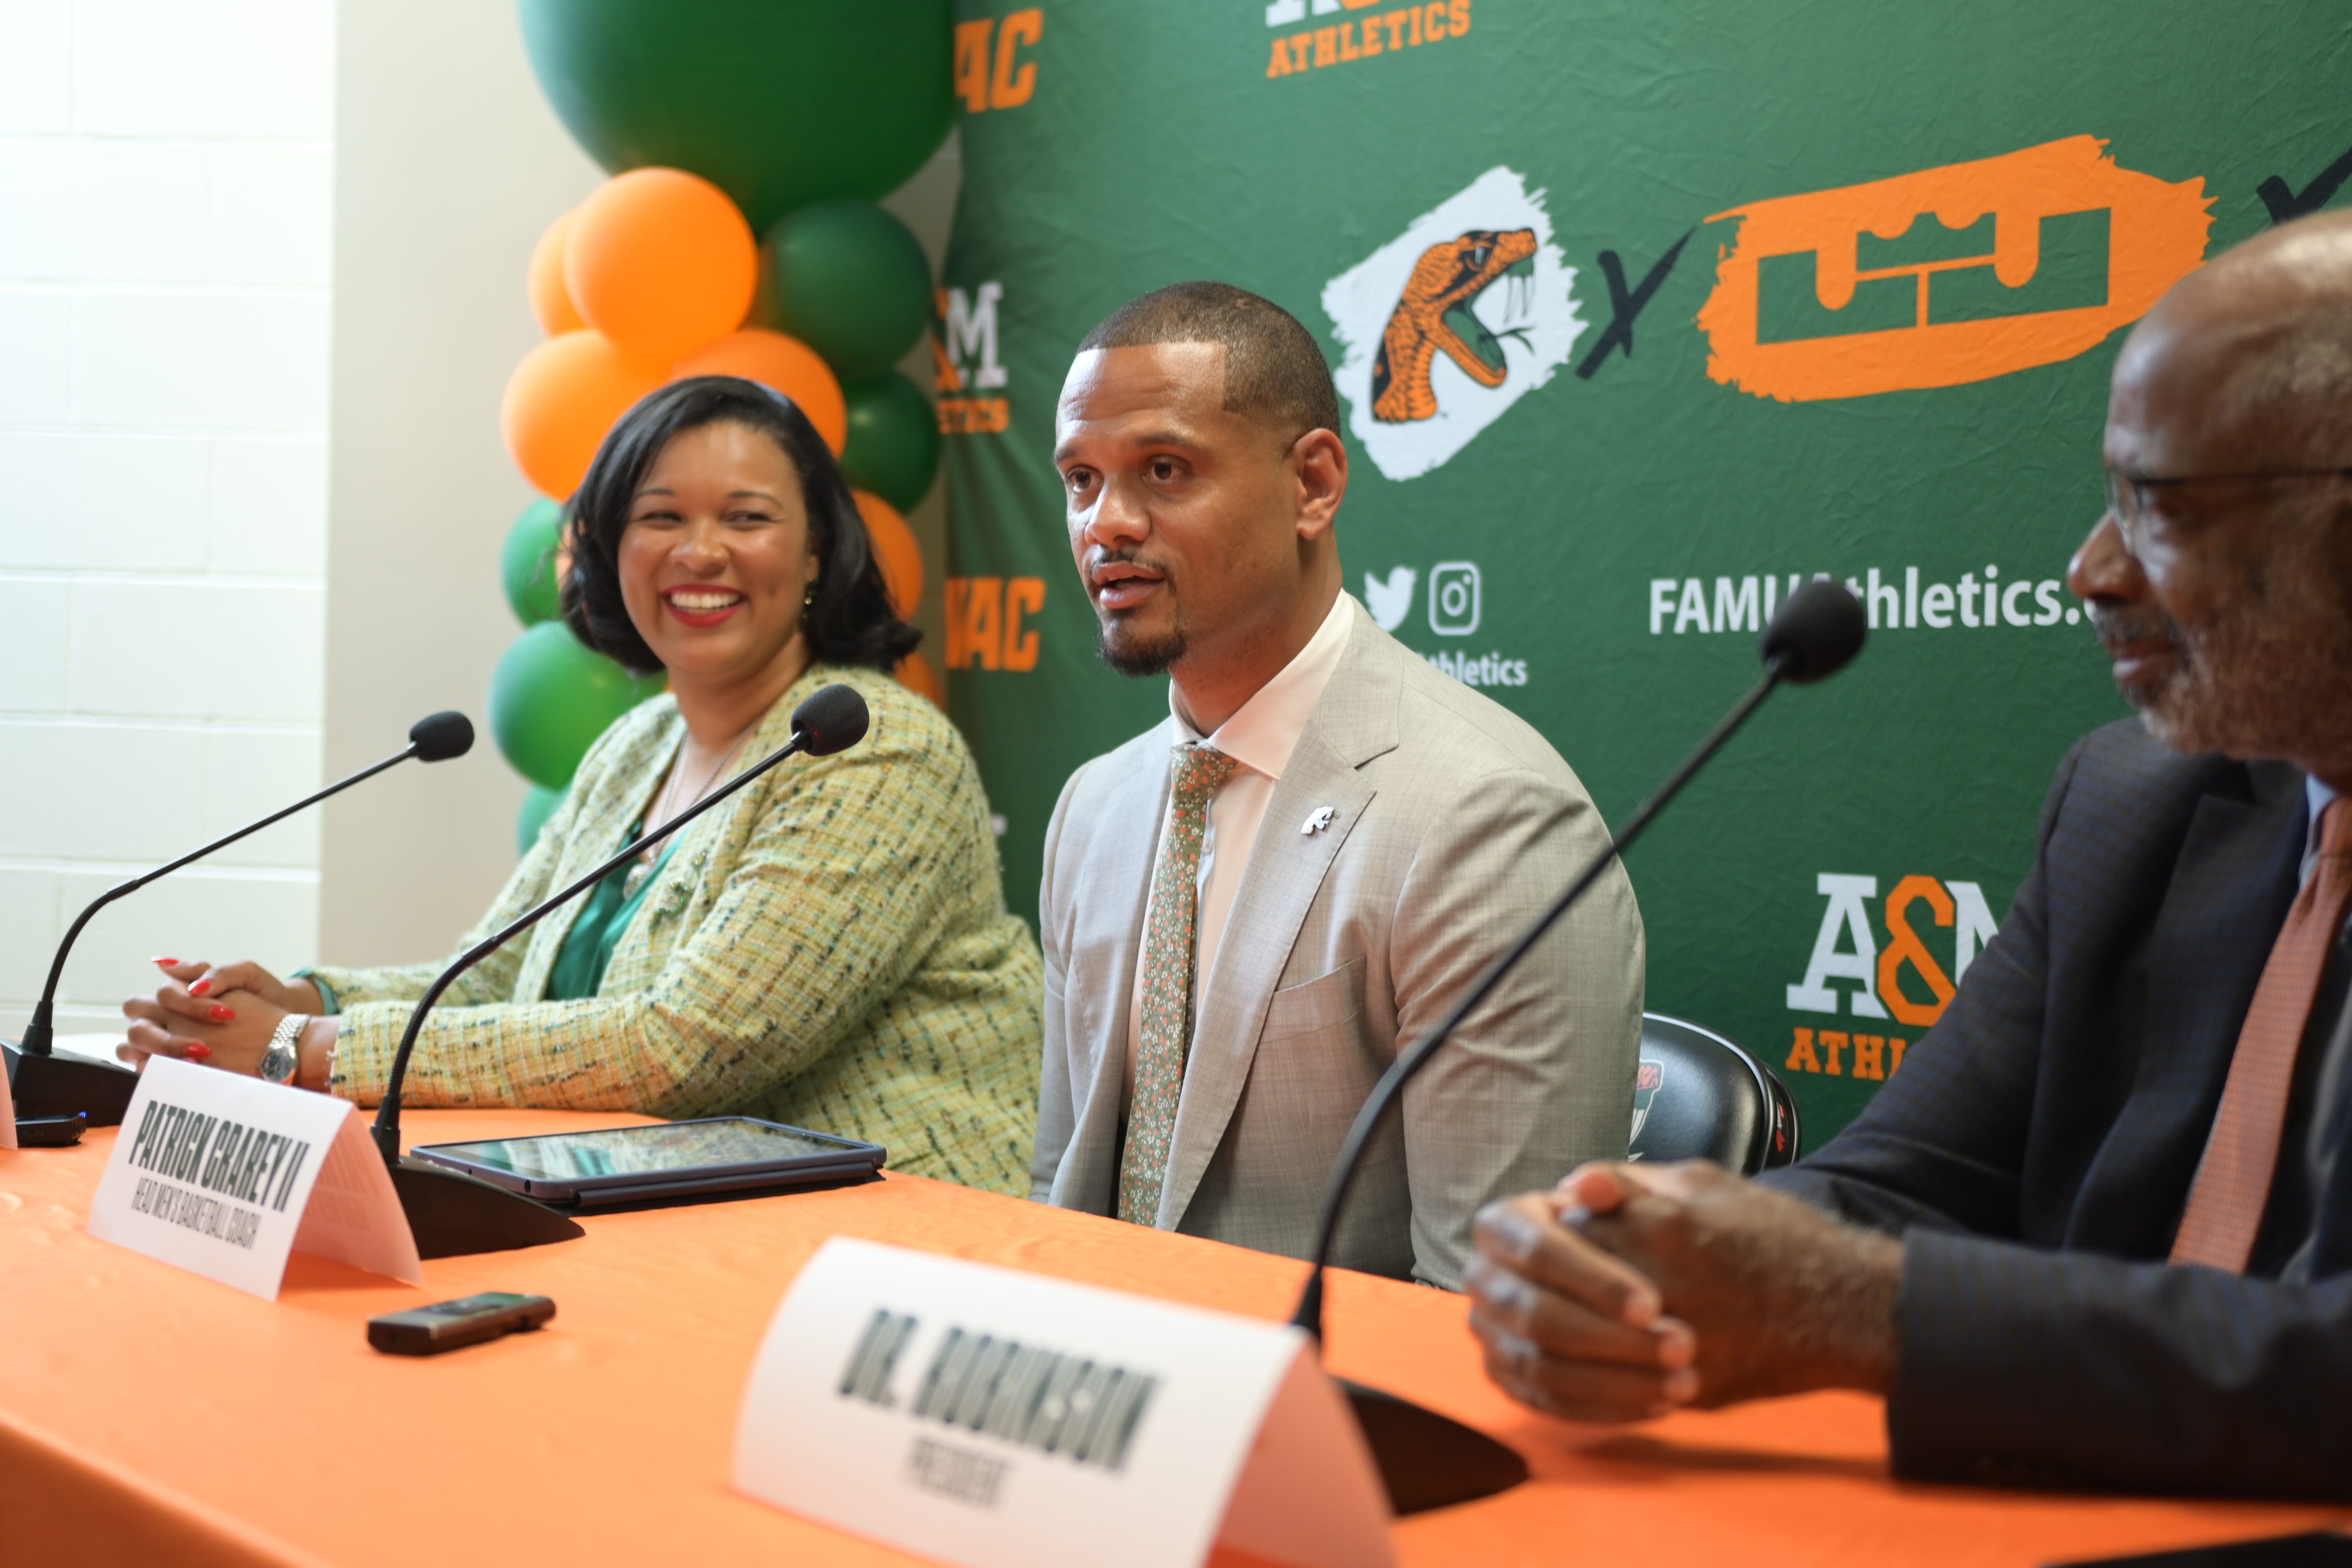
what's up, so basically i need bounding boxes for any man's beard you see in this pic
[2100,520,2352,768]
[1087,548,1186,675]
[1095,612,1186,676]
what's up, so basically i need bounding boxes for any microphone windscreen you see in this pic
[792,684,870,756]
[409,710,476,762]
[1761,579,1867,684]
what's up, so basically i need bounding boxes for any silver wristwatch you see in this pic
[260,1013,308,1086]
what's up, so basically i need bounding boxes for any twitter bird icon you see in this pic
[1364,566,1416,632]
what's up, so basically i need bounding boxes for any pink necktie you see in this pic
[2172,798,2352,1272]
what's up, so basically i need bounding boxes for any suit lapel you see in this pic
[1062,727,1175,1215]
[2074,761,2304,1252]
[1157,603,1403,1228]
[1157,734,1373,1225]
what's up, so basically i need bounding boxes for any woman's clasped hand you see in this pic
[121,958,339,1088]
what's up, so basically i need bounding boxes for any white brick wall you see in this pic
[0,0,332,1032]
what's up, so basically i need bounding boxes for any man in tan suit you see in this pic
[1032,281,1643,1289]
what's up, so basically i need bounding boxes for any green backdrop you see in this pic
[938,0,2352,1141]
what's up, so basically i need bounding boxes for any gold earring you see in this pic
[803,581,819,610]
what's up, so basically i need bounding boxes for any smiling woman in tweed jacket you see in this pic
[119,378,1043,1194]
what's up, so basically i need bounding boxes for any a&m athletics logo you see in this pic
[1699,135,2210,402]
[934,282,1010,434]
[1323,166,1586,481]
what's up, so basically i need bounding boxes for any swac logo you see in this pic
[953,10,1042,115]
[1323,166,1585,481]
[1698,135,2210,403]
[944,576,1045,672]
[934,283,1009,435]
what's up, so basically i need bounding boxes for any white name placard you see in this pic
[733,1238,1396,1568]
[87,1056,422,1300]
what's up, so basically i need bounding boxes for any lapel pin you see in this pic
[1301,806,1336,836]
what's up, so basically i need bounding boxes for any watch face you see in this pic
[262,1022,302,1083]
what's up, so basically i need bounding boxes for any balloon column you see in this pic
[492,3,954,851]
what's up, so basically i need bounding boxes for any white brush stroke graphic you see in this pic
[1323,166,1585,481]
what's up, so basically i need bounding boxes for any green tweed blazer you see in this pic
[310,664,1043,1195]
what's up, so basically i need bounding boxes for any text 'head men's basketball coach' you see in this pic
[1027,281,1644,1290]
[1462,212,2352,1498]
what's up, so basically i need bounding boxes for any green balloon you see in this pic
[517,784,566,856]
[517,0,953,235]
[839,371,942,512]
[502,499,565,626]
[489,621,666,791]
[754,201,932,381]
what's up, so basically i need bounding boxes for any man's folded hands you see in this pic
[1464,1161,1903,1422]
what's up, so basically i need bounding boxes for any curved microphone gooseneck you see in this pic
[368,684,869,1259]
[7,712,474,1124]
[1290,579,1867,1516]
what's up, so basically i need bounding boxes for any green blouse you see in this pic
[543,824,676,1002]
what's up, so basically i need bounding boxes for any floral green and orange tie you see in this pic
[1118,744,1237,1225]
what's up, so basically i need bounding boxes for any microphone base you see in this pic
[1340,1379,1528,1516]
[392,1157,585,1258]
[5,1039,138,1126]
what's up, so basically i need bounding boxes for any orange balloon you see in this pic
[501,331,664,501]
[895,650,944,710]
[565,169,755,365]
[852,489,922,619]
[672,329,848,455]
[527,209,585,335]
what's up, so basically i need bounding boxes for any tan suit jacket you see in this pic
[1032,599,1644,1286]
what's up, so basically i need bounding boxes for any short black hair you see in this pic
[561,376,919,677]
[1077,282,1342,446]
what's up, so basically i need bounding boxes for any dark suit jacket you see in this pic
[1764,719,2352,1497]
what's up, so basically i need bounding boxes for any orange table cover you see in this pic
[2,1109,2341,1568]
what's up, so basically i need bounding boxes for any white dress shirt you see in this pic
[1125,591,1357,1097]
[2307,776,2339,886]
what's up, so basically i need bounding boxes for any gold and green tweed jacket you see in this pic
[310,664,1043,1195]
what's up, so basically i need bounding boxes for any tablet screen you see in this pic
[428,1120,860,1181]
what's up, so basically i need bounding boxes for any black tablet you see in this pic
[410,1118,885,1207]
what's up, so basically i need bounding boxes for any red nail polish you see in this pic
[152,956,180,966]
[185,1043,212,1061]
[209,1004,234,1022]
[188,979,212,997]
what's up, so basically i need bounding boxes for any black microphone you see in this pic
[1290,579,1867,1516]
[6,712,476,1126]
[369,684,868,1260]
[407,710,476,762]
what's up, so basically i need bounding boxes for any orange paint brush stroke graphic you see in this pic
[1699,136,2211,402]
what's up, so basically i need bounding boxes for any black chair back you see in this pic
[1629,1013,1801,1174]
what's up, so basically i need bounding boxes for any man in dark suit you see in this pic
[1460,211,2352,1496]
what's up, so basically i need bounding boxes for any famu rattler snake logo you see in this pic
[1371,227,1538,422]
[1325,167,1585,481]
